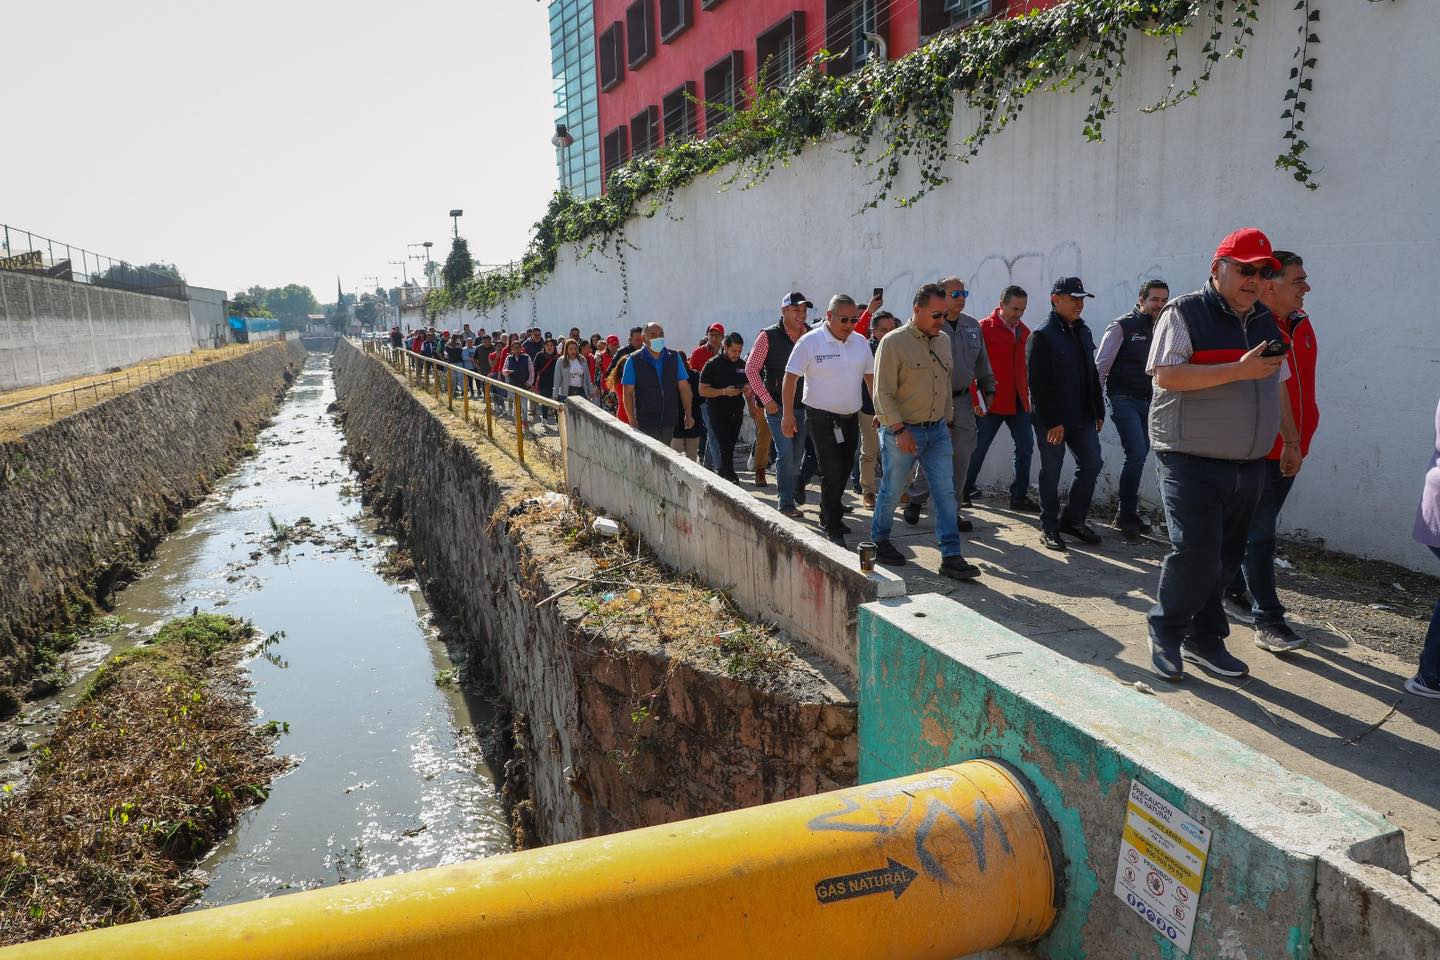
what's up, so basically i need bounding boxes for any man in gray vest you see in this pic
[903,276,995,533]
[1095,279,1169,537]
[1145,229,1303,682]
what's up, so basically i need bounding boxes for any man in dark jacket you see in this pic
[1095,279,1169,536]
[621,323,695,445]
[1026,277,1105,552]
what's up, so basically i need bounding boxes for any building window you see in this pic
[626,0,656,69]
[662,81,697,143]
[659,0,692,43]
[756,12,805,92]
[602,124,629,186]
[702,51,743,135]
[826,0,888,77]
[598,21,624,90]
[630,106,660,156]
[920,0,1002,37]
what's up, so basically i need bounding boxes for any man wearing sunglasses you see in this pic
[781,294,875,546]
[903,277,996,534]
[1145,228,1303,683]
[869,284,982,581]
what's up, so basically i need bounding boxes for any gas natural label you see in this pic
[1113,779,1211,955]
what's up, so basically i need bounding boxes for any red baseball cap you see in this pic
[1214,228,1281,271]
[606,334,620,346]
[707,322,725,334]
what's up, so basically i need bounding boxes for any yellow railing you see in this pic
[0,341,272,435]
[4,761,1060,960]
[361,338,569,490]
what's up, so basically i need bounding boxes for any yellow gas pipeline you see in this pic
[5,759,1060,960]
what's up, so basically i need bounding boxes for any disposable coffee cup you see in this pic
[857,541,877,572]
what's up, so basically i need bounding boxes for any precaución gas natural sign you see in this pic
[1113,780,1211,955]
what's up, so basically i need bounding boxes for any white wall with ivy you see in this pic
[461,0,1435,569]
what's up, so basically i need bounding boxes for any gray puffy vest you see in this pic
[1148,284,1283,461]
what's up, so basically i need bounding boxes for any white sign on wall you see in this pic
[1113,779,1212,955]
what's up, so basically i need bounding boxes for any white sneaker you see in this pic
[1405,676,1440,699]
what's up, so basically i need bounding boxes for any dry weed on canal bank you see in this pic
[0,614,286,945]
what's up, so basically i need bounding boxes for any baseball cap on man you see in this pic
[707,322,725,334]
[1050,277,1094,299]
[1213,228,1282,271]
[780,292,813,309]
[606,335,620,346]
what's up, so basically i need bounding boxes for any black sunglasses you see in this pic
[1226,260,1264,278]
[929,310,946,320]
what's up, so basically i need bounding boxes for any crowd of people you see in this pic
[393,226,1440,696]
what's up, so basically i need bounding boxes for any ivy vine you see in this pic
[427,0,1345,320]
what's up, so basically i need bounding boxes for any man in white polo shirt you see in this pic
[781,294,875,546]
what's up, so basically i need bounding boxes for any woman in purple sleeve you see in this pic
[1405,397,1440,698]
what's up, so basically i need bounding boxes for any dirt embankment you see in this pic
[0,340,307,718]
[0,614,286,945]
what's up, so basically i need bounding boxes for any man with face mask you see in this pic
[1145,228,1303,682]
[621,323,695,445]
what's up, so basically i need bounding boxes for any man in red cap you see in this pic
[690,322,726,470]
[1144,228,1304,682]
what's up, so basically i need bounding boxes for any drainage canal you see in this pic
[102,353,510,903]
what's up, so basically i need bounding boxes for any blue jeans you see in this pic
[699,405,720,469]
[766,407,807,512]
[966,411,1033,502]
[1033,416,1103,533]
[1231,459,1297,626]
[1148,452,1267,651]
[1419,546,1440,686]
[1108,394,1151,516]
[871,422,963,559]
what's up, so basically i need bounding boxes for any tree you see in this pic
[262,284,320,332]
[442,237,475,291]
[226,292,271,317]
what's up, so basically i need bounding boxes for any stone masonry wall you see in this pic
[332,338,857,845]
[0,340,307,713]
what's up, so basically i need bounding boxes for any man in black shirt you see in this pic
[1027,277,1106,552]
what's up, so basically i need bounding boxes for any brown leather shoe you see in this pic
[862,491,875,508]
[754,467,769,488]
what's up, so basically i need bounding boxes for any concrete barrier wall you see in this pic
[564,397,902,675]
[451,0,1438,570]
[0,272,195,390]
[858,593,1440,958]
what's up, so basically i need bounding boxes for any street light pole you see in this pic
[449,209,463,240]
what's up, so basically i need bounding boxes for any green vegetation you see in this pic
[427,0,1335,321]
[0,613,286,944]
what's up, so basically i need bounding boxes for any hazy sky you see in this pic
[3,1,558,302]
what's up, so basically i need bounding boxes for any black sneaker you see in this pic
[1009,496,1040,513]
[960,489,976,507]
[1040,529,1067,552]
[873,539,907,566]
[1060,518,1102,545]
[903,502,922,526]
[1254,622,1308,653]
[956,514,974,533]
[1149,640,1184,681]
[1181,640,1249,678]
[795,487,808,506]
[1223,589,1255,624]
[826,530,847,548]
[939,556,982,581]
[1115,513,1150,537]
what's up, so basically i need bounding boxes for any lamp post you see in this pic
[551,123,575,194]
[449,209,463,239]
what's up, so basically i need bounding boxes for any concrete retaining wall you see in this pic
[0,339,307,711]
[859,592,1439,958]
[0,273,197,390]
[565,398,903,675]
[332,338,857,845]
[449,0,1438,570]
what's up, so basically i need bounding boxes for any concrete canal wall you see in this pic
[0,339,307,716]
[332,338,857,845]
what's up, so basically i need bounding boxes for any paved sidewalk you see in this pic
[741,466,1440,891]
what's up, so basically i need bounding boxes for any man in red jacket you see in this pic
[1227,250,1317,653]
[963,285,1038,511]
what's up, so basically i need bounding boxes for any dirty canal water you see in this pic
[106,352,510,904]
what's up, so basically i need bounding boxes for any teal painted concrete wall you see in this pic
[858,594,1402,960]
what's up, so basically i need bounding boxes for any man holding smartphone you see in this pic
[1145,228,1303,682]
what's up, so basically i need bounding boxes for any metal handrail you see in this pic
[360,338,569,490]
[1,222,189,300]
[0,342,268,424]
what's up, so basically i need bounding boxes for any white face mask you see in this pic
[648,338,666,353]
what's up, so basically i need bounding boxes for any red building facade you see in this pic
[592,0,1059,185]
